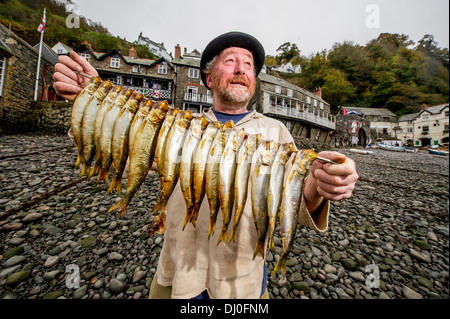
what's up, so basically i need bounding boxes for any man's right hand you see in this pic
[53,51,99,102]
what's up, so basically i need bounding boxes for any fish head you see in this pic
[293,149,318,175]
[205,121,222,139]
[148,102,169,124]
[127,93,146,113]
[94,80,114,100]
[267,140,279,162]
[278,142,297,164]
[138,98,155,117]
[164,108,179,127]
[116,89,133,107]
[258,140,272,165]
[177,110,194,130]
[244,134,259,153]
[85,76,102,94]
[106,85,123,102]
[233,129,247,150]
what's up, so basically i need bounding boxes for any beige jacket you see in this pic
[155,108,329,299]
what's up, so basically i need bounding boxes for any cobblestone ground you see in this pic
[0,133,448,299]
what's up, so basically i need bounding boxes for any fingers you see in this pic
[69,51,98,76]
[312,151,359,201]
[54,62,82,84]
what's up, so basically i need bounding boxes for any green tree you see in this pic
[321,68,356,109]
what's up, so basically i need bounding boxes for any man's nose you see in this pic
[234,60,246,75]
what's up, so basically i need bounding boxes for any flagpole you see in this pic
[33,8,46,101]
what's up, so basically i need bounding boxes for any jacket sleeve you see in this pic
[297,181,329,233]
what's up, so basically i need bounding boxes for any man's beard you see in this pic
[211,75,255,110]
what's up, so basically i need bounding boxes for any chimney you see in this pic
[313,87,322,98]
[175,44,181,58]
[184,47,187,54]
[420,103,428,110]
[129,45,137,58]
[82,40,94,53]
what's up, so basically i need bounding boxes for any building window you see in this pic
[57,49,63,54]
[81,53,90,62]
[188,68,199,78]
[445,111,449,117]
[408,120,413,125]
[373,117,378,122]
[320,102,324,110]
[275,85,281,94]
[158,63,168,74]
[287,89,293,97]
[110,57,120,68]
[422,113,429,120]
[407,128,413,133]
[422,125,429,132]
[132,65,141,73]
[306,96,311,105]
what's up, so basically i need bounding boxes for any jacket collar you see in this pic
[202,107,263,126]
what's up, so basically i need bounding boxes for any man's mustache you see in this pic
[226,75,250,87]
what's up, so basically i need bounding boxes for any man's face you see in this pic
[207,47,256,109]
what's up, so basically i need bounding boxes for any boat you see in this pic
[376,142,405,152]
[428,148,449,156]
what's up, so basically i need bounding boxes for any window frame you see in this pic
[110,57,121,68]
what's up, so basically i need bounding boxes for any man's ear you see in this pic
[206,72,212,89]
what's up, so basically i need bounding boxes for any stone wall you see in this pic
[33,100,72,134]
[334,114,374,147]
[0,23,55,134]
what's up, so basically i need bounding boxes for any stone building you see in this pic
[0,23,55,133]
[341,106,397,139]
[73,42,175,102]
[137,32,172,61]
[172,46,212,111]
[251,72,336,149]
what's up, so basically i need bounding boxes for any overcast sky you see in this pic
[67,0,449,57]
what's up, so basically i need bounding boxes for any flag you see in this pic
[37,10,46,33]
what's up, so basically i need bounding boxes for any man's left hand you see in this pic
[304,151,358,212]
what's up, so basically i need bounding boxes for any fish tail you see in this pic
[97,169,109,185]
[208,219,216,240]
[252,239,265,260]
[107,177,119,194]
[271,254,287,278]
[228,225,237,244]
[75,154,82,169]
[216,227,228,246]
[108,196,131,217]
[151,197,166,215]
[88,163,100,179]
[182,209,191,231]
[189,203,201,226]
[268,234,275,252]
[79,163,90,178]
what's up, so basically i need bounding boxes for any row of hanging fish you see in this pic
[70,77,318,278]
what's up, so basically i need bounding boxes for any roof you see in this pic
[258,72,329,105]
[52,42,73,52]
[398,113,419,122]
[171,57,200,68]
[33,42,59,65]
[343,106,396,117]
[419,103,449,115]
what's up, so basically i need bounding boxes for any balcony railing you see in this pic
[263,104,336,130]
[184,92,213,105]
[123,86,171,100]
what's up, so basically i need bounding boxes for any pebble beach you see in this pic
[0,133,448,300]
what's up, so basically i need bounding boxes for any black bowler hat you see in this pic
[200,31,265,90]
